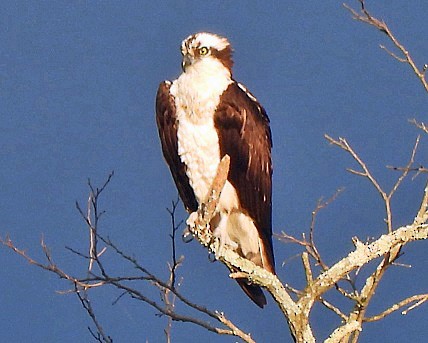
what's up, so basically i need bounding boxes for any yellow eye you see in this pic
[199,47,209,55]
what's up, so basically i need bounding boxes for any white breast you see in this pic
[170,57,232,204]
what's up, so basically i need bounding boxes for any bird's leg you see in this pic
[213,213,238,259]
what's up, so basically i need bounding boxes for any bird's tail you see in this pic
[235,278,267,308]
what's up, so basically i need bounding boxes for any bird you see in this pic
[155,32,274,308]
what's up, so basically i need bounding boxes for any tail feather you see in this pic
[236,278,267,308]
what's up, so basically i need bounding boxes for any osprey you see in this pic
[156,32,274,307]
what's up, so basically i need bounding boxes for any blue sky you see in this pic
[1,1,427,342]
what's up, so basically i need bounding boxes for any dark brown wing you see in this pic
[214,82,275,274]
[155,81,198,213]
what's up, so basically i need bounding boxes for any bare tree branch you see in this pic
[1,170,258,343]
[325,321,361,343]
[410,119,428,135]
[76,285,113,343]
[2,143,428,343]
[325,134,420,234]
[343,0,428,92]
[164,198,183,342]
[185,147,428,343]
[364,293,428,322]
[319,297,348,321]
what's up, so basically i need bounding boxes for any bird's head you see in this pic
[180,32,233,75]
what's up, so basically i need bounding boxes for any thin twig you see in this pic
[164,197,184,342]
[319,297,348,321]
[364,293,428,322]
[309,188,344,269]
[325,134,420,234]
[2,170,256,343]
[76,285,112,343]
[343,0,428,92]
[410,119,428,134]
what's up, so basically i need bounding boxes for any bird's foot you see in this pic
[186,211,198,230]
[182,211,198,243]
[213,226,238,259]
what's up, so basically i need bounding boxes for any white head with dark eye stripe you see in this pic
[180,32,234,74]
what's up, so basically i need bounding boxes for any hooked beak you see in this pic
[181,54,193,72]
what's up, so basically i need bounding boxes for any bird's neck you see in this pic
[173,58,233,122]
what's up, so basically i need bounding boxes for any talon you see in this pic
[208,251,216,262]
[213,216,238,259]
[182,227,194,243]
[186,211,199,230]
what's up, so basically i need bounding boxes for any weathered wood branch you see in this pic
[189,152,428,343]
